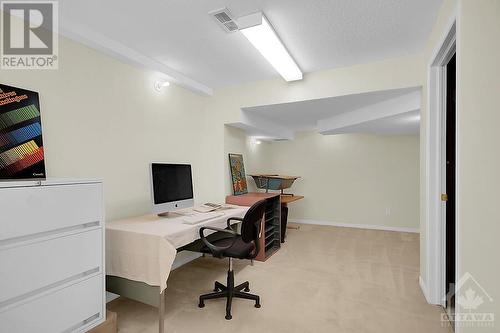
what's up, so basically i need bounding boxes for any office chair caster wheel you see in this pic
[255,303,261,308]
[198,302,205,308]
[244,287,250,292]
[213,288,219,292]
[225,314,232,320]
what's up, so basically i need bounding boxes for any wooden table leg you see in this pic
[159,289,165,333]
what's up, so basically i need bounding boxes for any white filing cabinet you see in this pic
[0,179,105,333]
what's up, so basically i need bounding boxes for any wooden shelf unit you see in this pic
[225,192,281,261]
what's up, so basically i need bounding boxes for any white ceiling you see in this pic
[59,0,442,91]
[230,87,421,138]
[322,110,420,135]
[242,87,419,131]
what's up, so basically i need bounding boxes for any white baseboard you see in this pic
[288,219,419,233]
[419,276,431,303]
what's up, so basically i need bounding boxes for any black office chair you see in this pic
[198,200,266,320]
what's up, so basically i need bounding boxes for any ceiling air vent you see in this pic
[209,8,239,33]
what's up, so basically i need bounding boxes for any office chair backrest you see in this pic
[240,200,267,248]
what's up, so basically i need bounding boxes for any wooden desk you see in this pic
[280,195,304,206]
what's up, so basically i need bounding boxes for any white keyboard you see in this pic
[194,203,222,213]
[182,212,224,225]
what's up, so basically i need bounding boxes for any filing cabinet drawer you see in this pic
[0,183,102,241]
[0,228,102,303]
[0,274,104,333]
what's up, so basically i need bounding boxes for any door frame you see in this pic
[424,16,458,308]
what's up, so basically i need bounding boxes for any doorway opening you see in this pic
[444,53,456,327]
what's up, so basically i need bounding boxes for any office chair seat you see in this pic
[200,237,255,259]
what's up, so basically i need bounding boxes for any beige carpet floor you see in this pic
[108,223,452,333]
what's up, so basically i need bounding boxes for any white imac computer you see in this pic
[150,163,194,216]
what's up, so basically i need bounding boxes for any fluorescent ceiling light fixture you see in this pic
[154,80,170,92]
[239,13,302,82]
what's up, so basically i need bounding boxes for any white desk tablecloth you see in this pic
[105,206,248,293]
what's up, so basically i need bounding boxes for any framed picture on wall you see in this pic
[228,153,248,195]
[0,84,46,180]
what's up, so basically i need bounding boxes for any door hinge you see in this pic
[441,193,448,202]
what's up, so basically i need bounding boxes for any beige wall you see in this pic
[457,0,500,329]
[421,0,500,329]
[1,33,209,221]
[224,113,419,230]
[223,127,421,231]
[206,54,425,204]
[223,126,272,195]
[261,132,420,230]
[224,127,420,231]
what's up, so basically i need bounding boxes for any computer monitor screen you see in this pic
[150,163,194,214]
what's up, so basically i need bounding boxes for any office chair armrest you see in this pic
[227,217,244,230]
[199,226,238,258]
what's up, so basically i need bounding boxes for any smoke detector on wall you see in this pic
[209,8,239,33]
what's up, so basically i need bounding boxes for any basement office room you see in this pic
[1,1,499,333]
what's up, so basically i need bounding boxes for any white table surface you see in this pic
[105,205,248,292]
[106,205,248,248]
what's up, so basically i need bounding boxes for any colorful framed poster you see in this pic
[0,84,46,179]
[229,153,248,195]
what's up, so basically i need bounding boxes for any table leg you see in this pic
[287,225,300,230]
[159,290,165,333]
[282,203,300,232]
